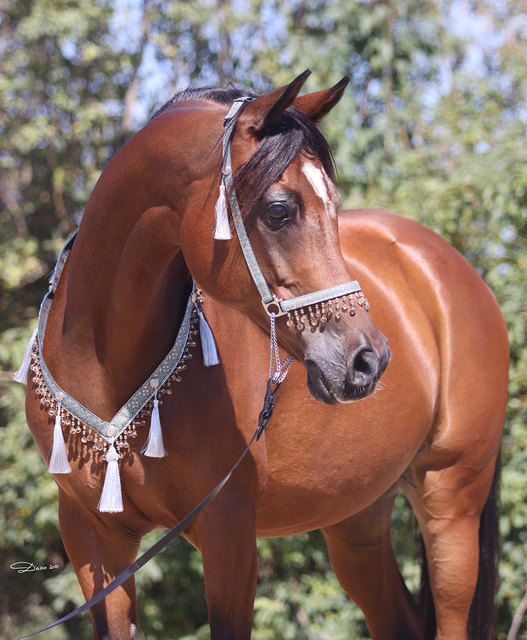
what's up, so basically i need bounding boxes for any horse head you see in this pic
[174,72,390,403]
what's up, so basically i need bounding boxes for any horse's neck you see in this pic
[43,105,223,418]
[47,205,189,420]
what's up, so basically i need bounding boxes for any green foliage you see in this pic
[1,0,526,637]
[254,533,369,639]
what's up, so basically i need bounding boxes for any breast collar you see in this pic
[32,232,201,447]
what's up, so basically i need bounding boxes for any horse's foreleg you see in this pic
[404,454,499,640]
[190,486,258,640]
[58,490,142,640]
[322,491,424,640]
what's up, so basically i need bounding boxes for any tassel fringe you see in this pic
[13,328,38,384]
[141,394,167,458]
[48,407,71,474]
[198,309,220,366]
[98,445,123,512]
[214,180,232,239]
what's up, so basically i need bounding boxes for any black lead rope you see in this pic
[15,380,281,640]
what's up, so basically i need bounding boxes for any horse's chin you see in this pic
[305,360,378,404]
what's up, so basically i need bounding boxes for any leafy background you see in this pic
[1,0,526,638]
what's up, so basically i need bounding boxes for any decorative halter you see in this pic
[213,98,370,332]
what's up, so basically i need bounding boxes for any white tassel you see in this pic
[141,394,167,457]
[213,179,232,239]
[198,309,220,367]
[48,405,71,474]
[12,328,37,384]
[98,444,123,512]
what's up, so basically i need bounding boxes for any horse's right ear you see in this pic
[239,70,311,135]
[293,76,350,123]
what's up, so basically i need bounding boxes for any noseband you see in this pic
[219,99,370,331]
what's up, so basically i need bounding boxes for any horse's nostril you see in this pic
[355,350,375,375]
[349,348,378,387]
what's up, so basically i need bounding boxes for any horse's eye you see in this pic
[266,203,289,226]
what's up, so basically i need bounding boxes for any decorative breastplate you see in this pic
[14,233,219,513]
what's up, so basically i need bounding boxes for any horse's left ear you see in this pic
[293,76,350,123]
[240,69,312,135]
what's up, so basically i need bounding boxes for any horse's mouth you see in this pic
[305,361,340,404]
[305,359,383,405]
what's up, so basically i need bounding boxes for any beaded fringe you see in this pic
[285,290,370,332]
[28,286,365,512]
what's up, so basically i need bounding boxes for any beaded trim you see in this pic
[31,290,203,459]
[285,290,370,331]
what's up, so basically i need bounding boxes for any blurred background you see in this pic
[0,0,526,638]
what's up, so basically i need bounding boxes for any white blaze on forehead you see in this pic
[301,161,338,218]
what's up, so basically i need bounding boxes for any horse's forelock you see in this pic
[233,106,336,214]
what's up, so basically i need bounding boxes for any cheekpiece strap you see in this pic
[220,100,368,320]
[221,99,275,306]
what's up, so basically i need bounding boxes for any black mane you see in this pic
[149,85,258,119]
[151,85,336,212]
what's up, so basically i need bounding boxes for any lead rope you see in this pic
[14,425,262,640]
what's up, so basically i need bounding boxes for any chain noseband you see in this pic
[220,99,369,330]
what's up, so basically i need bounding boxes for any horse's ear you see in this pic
[240,70,311,135]
[293,76,350,123]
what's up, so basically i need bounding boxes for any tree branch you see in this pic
[508,588,527,640]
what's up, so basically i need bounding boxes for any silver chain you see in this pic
[269,313,294,384]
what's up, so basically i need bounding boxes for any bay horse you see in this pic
[22,72,508,640]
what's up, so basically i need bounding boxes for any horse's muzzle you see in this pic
[305,340,390,404]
